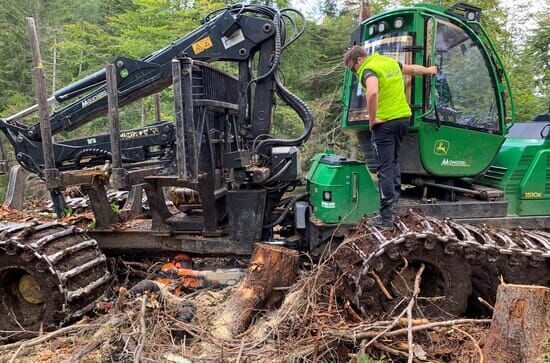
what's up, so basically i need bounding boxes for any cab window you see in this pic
[426,19,500,132]
[348,33,413,122]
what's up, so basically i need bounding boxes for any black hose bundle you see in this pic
[74,147,133,168]
[255,74,314,154]
[263,192,308,229]
[203,5,312,155]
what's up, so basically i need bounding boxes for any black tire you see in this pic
[355,235,472,318]
[0,221,111,341]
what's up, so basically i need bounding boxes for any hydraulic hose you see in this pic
[254,74,314,154]
[74,147,133,168]
[263,159,293,184]
[263,192,308,229]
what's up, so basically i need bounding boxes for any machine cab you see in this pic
[342,3,512,178]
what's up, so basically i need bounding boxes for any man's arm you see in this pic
[402,64,438,75]
[365,76,379,131]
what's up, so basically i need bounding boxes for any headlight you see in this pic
[377,21,388,33]
[466,11,476,21]
[394,17,404,29]
[368,24,376,36]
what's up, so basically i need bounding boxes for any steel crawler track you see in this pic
[337,213,550,318]
[0,221,110,341]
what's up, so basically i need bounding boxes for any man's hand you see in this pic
[427,66,438,75]
[402,64,439,76]
[369,119,383,131]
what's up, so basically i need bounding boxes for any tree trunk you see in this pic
[483,284,549,363]
[212,243,299,339]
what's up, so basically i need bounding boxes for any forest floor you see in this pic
[0,202,501,362]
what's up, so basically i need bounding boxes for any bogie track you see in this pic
[0,221,110,341]
[336,213,550,318]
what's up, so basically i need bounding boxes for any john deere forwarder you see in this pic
[0,2,548,337]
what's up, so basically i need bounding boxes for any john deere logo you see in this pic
[434,140,449,155]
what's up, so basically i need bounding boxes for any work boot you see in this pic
[366,214,394,230]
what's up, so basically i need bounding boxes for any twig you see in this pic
[453,327,484,363]
[70,316,123,362]
[8,343,25,363]
[360,265,425,352]
[235,338,245,363]
[373,342,409,359]
[344,319,492,340]
[70,340,101,363]
[134,295,148,363]
[362,304,408,349]
[327,285,335,313]
[369,271,393,300]
[0,324,95,351]
[408,264,425,363]
[344,300,363,322]
[312,328,321,362]
[477,297,494,312]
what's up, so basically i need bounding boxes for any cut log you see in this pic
[212,243,299,339]
[483,284,550,363]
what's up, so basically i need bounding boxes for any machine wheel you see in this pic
[334,214,550,320]
[0,222,111,341]
[344,233,472,318]
[373,243,472,317]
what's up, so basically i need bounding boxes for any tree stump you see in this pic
[483,284,550,363]
[212,243,299,339]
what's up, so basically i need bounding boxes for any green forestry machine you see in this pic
[0,2,548,338]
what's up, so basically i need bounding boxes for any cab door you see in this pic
[416,17,505,177]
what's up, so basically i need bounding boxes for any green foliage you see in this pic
[110,203,120,214]
[0,0,548,205]
[356,353,388,363]
[0,173,7,202]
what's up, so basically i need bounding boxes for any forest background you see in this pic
[0,0,548,201]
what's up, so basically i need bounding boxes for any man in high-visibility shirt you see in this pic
[344,46,437,228]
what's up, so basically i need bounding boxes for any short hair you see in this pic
[343,45,367,67]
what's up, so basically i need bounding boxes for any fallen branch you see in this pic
[134,295,148,363]
[70,316,124,362]
[0,324,95,352]
[408,264,425,363]
[360,264,425,353]
[373,342,409,360]
[453,327,483,363]
[8,343,25,363]
[369,271,393,300]
[334,319,492,340]
[477,297,494,312]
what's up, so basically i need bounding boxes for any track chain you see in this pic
[338,213,550,318]
[0,221,111,340]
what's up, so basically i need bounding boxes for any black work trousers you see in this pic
[370,118,408,219]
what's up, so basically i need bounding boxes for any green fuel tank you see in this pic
[306,151,379,223]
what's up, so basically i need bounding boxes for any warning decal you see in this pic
[192,36,213,54]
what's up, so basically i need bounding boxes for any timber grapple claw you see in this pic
[0,221,111,341]
[336,213,550,318]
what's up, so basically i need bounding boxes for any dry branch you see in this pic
[134,294,148,363]
[0,324,95,352]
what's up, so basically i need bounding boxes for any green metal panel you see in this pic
[417,123,504,177]
[475,138,550,216]
[518,149,550,216]
[306,152,379,223]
